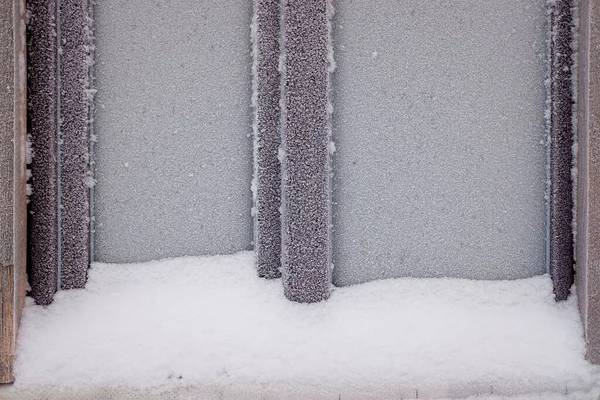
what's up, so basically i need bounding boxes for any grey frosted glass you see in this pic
[332,0,548,285]
[93,1,253,263]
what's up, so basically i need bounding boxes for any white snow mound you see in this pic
[11,251,599,399]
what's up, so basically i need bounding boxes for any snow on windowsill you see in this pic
[7,252,600,399]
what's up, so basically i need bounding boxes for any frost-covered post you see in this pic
[27,0,92,304]
[27,0,60,305]
[58,0,92,290]
[549,0,576,301]
[252,0,282,279]
[281,0,332,302]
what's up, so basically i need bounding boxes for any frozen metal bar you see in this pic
[26,0,92,303]
[281,0,332,303]
[252,0,282,279]
[549,0,576,301]
[26,0,59,305]
[58,0,91,289]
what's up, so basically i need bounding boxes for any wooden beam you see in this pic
[0,0,28,384]
[0,265,15,382]
[576,0,600,364]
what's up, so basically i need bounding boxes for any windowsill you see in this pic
[4,251,598,399]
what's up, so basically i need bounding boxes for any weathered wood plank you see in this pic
[14,0,27,334]
[576,0,600,364]
[0,265,15,383]
[0,0,27,384]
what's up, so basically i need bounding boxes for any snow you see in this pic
[331,0,549,285]
[12,252,599,398]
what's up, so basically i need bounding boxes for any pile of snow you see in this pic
[10,252,599,399]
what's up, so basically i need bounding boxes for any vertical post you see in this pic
[0,0,27,383]
[576,0,600,364]
[27,0,92,303]
[252,0,282,279]
[27,0,60,305]
[281,0,332,302]
[549,0,576,301]
[59,0,91,289]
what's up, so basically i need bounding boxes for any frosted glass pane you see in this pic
[93,1,253,263]
[332,0,548,285]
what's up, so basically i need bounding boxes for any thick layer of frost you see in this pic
[13,252,598,397]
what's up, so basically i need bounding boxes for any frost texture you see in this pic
[93,0,253,263]
[548,0,576,301]
[59,0,92,290]
[26,0,60,305]
[25,134,33,202]
[281,0,333,303]
[252,0,282,279]
[331,0,549,285]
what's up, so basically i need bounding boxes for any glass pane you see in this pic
[93,1,253,263]
[332,0,548,285]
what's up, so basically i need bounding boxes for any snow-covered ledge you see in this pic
[576,0,600,364]
[3,253,600,399]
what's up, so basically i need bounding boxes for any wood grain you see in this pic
[0,264,15,383]
[576,0,600,364]
[0,0,27,384]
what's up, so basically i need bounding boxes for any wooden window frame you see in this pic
[2,0,598,384]
[0,0,27,384]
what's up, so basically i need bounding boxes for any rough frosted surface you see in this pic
[26,0,59,305]
[281,0,332,302]
[332,0,549,285]
[252,0,282,279]
[93,1,253,262]
[549,0,576,301]
[59,0,91,290]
